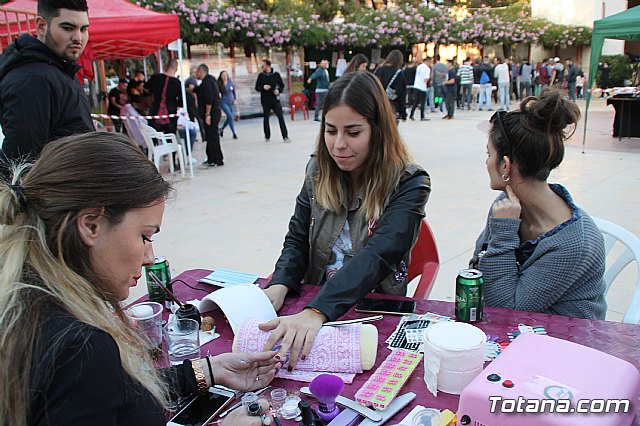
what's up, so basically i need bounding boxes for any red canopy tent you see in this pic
[0,5,37,52]
[0,0,180,60]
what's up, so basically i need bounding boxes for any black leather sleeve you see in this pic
[267,167,313,295]
[308,170,431,321]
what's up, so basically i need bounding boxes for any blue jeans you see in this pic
[498,82,511,110]
[314,91,327,120]
[426,86,435,110]
[461,84,472,109]
[220,102,237,136]
[567,82,577,101]
[479,83,493,110]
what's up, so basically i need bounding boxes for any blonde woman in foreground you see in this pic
[0,132,279,426]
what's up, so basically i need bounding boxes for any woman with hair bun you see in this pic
[0,132,279,425]
[470,90,606,320]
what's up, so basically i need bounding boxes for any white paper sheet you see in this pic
[199,284,276,334]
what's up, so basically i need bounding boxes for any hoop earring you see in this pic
[501,174,510,182]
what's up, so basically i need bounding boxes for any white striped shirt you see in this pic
[458,64,474,85]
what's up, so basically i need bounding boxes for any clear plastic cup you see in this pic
[411,408,441,426]
[126,301,163,349]
[270,388,287,410]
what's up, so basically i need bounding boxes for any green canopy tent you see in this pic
[583,6,640,150]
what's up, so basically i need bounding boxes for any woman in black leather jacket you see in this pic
[260,71,431,370]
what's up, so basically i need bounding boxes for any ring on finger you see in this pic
[246,402,261,416]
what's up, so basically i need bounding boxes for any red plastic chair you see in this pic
[289,93,309,121]
[408,219,440,299]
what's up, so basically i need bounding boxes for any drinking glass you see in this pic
[164,318,201,365]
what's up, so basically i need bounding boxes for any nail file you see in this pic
[299,387,382,422]
[326,408,361,426]
[358,392,416,425]
[324,315,384,326]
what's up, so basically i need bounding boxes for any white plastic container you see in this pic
[423,322,485,395]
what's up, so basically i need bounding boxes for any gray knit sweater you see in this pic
[470,184,607,320]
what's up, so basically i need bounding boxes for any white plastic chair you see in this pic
[93,119,115,132]
[592,217,640,324]
[139,123,185,178]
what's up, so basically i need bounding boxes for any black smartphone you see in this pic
[167,387,235,426]
[355,298,416,315]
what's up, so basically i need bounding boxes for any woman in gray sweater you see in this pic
[470,90,606,320]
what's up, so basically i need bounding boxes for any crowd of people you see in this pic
[313,51,587,123]
[107,60,235,168]
[0,1,611,424]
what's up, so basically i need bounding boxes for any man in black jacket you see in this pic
[196,63,224,167]
[477,57,494,111]
[0,0,92,163]
[565,58,579,102]
[255,59,289,142]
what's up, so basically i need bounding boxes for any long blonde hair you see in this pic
[0,133,173,425]
[315,71,411,220]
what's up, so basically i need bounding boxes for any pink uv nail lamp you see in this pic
[457,333,639,426]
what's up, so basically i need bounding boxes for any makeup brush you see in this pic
[149,272,201,326]
[309,374,345,422]
[149,272,183,308]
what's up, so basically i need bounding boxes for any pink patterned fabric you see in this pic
[276,370,357,384]
[235,318,363,383]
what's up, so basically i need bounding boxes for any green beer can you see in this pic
[455,268,484,322]
[145,256,173,309]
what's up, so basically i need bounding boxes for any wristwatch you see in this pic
[191,359,208,395]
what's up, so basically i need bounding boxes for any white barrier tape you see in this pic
[587,87,639,95]
[91,113,179,120]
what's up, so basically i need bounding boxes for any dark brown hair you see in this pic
[218,70,229,95]
[489,89,580,180]
[314,71,411,219]
[345,53,369,74]
[381,49,404,69]
[11,132,172,293]
[38,0,88,22]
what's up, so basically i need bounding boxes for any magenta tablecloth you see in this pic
[138,269,640,425]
